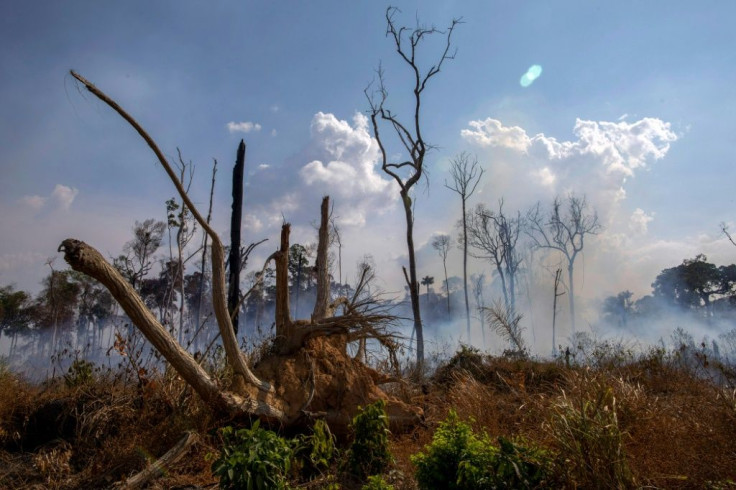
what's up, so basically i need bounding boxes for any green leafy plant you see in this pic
[211,420,293,490]
[362,474,395,490]
[459,436,551,489]
[413,410,551,489]
[346,400,393,481]
[64,359,95,388]
[293,418,336,479]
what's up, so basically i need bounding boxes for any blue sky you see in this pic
[1,1,735,341]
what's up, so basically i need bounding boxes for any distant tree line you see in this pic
[602,254,736,328]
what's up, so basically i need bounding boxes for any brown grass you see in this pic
[1,347,735,488]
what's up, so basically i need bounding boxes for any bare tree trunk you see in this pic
[228,140,245,334]
[195,159,217,343]
[461,200,471,342]
[312,197,330,321]
[402,192,424,365]
[552,268,563,357]
[567,263,576,336]
[442,259,450,315]
[275,224,292,340]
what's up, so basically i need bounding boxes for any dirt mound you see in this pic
[254,336,422,435]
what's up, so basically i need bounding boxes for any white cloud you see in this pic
[21,195,46,210]
[460,118,531,152]
[533,167,556,187]
[226,121,262,133]
[463,117,677,179]
[239,111,396,243]
[51,184,79,210]
[462,116,678,216]
[20,184,78,211]
[629,208,654,234]
[459,115,683,316]
[298,112,395,225]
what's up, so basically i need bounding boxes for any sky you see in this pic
[1,1,735,347]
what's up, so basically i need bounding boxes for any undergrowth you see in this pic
[1,340,735,488]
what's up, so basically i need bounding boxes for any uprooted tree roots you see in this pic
[60,70,421,433]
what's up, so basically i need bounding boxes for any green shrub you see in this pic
[346,400,393,481]
[64,359,95,388]
[412,410,551,489]
[362,474,395,489]
[211,420,293,489]
[293,418,336,479]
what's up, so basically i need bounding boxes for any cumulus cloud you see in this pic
[240,111,396,240]
[51,184,79,210]
[298,112,395,226]
[21,184,78,211]
[463,117,677,178]
[457,115,684,320]
[461,119,531,152]
[299,112,396,224]
[226,121,262,133]
[629,208,655,234]
[462,116,678,217]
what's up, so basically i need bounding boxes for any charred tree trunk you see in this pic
[228,140,245,334]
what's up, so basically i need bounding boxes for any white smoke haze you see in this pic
[2,110,734,368]
[407,114,734,356]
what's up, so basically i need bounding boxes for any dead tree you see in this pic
[552,268,564,357]
[527,194,601,336]
[445,152,483,341]
[366,7,461,366]
[62,71,420,432]
[721,222,736,248]
[466,201,523,314]
[228,140,246,334]
[431,234,451,315]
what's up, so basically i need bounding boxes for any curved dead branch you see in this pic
[69,70,270,393]
[58,239,284,420]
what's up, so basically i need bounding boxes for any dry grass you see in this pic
[1,345,736,488]
[392,348,736,489]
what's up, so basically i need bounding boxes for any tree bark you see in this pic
[568,263,576,336]
[228,140,245,334]
[401,192,423,365]
[312,196,330,322]
[275,224,292,340]
[462,198,471,342]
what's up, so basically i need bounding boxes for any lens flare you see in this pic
[520,64,543,87]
